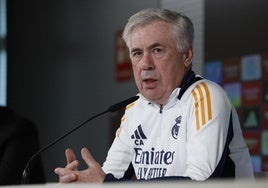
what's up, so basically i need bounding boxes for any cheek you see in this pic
[159,64,179,83]
[132,64,138,77]
[157,64,169,78]
[132,66,142,85]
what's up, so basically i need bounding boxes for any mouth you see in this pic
[143,78,156,83]
[143,78,157,88]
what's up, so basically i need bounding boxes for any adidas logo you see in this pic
[131,125,147,146]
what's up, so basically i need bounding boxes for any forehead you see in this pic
[129,21,176,48]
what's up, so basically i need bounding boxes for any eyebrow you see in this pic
[130,48,141,54]
[148,43,164,50]
[130,43,164,54]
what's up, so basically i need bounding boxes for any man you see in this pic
[54,8,254,183]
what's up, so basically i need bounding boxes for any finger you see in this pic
[54,167,64,175]
[54,167,72,176]
[65,148,76,164]
[60,173,78,183]
[54,168,78,183]
[65,160,79,170]
[81,147,97,167]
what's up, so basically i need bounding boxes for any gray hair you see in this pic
[122,8,194,53]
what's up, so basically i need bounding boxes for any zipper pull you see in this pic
[159,104,163,114]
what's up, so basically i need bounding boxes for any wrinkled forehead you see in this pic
[129,21,177,47]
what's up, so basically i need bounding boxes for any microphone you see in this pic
[21,95,139,184]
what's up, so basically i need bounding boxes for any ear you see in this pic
[183,48,193,68]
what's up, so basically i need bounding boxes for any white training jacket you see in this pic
[102,70,254,181]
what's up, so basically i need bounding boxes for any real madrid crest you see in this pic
[171,116,181,139]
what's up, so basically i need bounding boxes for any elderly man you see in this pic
[55,8,254,183]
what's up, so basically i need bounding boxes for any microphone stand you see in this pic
[21,96,139,184]
[21,110,107,184]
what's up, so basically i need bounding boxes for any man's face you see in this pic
[129,21,192,104]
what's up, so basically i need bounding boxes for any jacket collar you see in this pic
[177,69,202,100]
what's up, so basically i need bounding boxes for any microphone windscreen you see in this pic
[108,96,139,112]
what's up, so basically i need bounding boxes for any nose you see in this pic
[140,52,155,70]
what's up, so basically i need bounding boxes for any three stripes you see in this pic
[191,82,213,131]
[131,125,147,139]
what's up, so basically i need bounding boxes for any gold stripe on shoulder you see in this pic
[196,84,206,125]
[121,100,136,123]
[191,89,200,131]
[191,82,213,131]
[126,101,136,110]
[121,114,126,122]
[201,82,212,121]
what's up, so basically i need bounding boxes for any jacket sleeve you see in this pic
[102,112,133,179]
[182,81,234,180]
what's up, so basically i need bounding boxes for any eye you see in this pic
[130,50,143,63]
[132,51,142,57]
[154,48,162,53]
[152,47,165,58]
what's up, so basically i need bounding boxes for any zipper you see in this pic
[159,104,164,138]
[159,104,163,114]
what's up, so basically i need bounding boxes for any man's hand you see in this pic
[54,147,105,184]
[75,147,106,183]
[54,148,79,183]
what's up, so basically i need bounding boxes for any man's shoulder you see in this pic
[180,79,228,105]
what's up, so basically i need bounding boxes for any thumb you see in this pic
[81,147,97,167]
